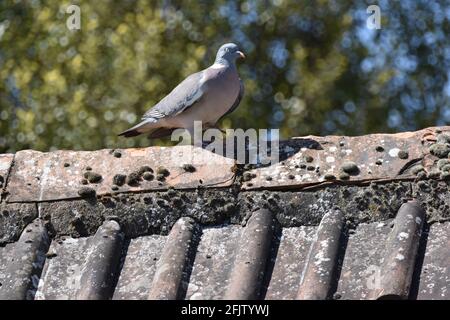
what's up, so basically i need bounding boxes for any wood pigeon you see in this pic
[119,43,245,139]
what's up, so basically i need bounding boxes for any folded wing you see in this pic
[142,71,205,121]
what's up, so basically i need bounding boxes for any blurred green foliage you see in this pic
[1,0,450,153]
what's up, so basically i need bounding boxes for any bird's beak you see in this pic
[237,51,246,59]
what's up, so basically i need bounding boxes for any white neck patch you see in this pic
[210,63,226,69]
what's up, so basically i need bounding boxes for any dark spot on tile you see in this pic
[398,150,409,159]
[78,187,96,198]
[341,161,359,175]
[304,155,314,163]
[429,143,450,158]
[156,166,170,177]
[84,171,102,183]
[126,172,141,186]
[182,164,196,173]
[138,166,153,175]
[243,172,256,182]
[113,174,126,186]
[339,172,350,180]
[143,172,154,181]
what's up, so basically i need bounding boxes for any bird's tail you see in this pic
[118,128,141,137]
[118,119,154,138]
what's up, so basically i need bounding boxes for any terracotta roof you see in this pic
[1,126,450,300]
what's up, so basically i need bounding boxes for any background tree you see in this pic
[1,0,449,153]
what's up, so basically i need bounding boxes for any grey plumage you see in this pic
[119,43,245,139]
[218,79,244,121]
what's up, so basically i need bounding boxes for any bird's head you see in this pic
[215,43,245,65]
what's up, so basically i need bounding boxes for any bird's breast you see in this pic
[203,69,240,109]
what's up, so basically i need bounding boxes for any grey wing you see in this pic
[220,79,244,120]
[142,71,205,120]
